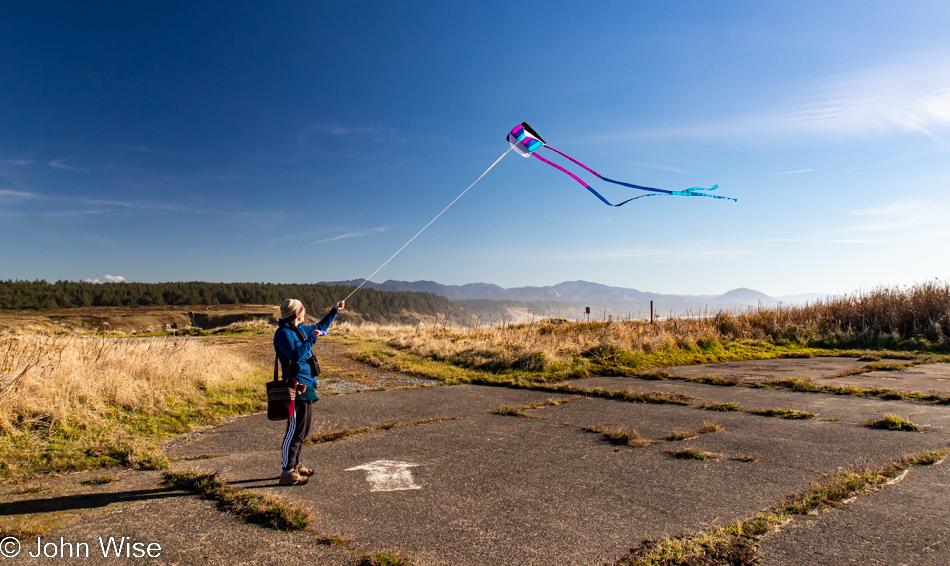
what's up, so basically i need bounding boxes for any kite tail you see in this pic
[544,144,736,201]
[670,186,737,202]
[545,145,674,196]
[531,153,634,207]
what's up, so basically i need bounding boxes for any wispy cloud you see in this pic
[0,189,39,199]
[776,169,814,175]
[766,237,873,244]
[532,247,757,261]
[589,56,950,145]
[49,157,88,171]
[0,159,34,166]
[297,123,392,146]
[313,226,387,245]
[847,199,950,232]
[104,274,126,283]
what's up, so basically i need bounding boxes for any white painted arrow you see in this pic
[345,460,421,492]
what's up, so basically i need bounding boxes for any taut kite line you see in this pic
[507,122,736,206]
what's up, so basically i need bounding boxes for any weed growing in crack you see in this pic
[358,553,413,566]
[693,375,743,386]
[495,405,528,417]
[864,362,912,371]
[730,454,759,462]
[666,448,720,460]
[665,422,723,441]
[755,377,818,392]
[495,396,583,418]
[866,413,924,432]
[749,407,815,419]
[308,417,456,444]
[701,402,741,412]
[163,471,310,531]
[588,426,650,447]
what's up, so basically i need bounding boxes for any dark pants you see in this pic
[281,399,313,472]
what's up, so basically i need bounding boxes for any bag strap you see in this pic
[273,353,279,382]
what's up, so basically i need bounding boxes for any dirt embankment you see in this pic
[0,304,281,334]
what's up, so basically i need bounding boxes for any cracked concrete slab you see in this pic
[668,357,906,384]
[11,488,361,566]
[163,383,949,565]
[821,362,950,396]
[565,376,950,433]
[9,376,950,565]
[758,456,950,565]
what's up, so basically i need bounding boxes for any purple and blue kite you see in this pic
[507,122,736,206]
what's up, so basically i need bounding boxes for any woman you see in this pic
[274,298,344,485]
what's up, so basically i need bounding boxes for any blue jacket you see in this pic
[274,307,339,400]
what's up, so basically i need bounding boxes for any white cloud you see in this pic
[775,169,814,175]
[0,159,34,166]
[297,123,391,145]
[313,226,387,245]
[83,278,100,284]
[766,237,874,244]
[49,158,87,171]
[847,199,950,232]
[0,189,39,199]
[532,247,757,261]
[590,56,950,145]
[104,274,126,283]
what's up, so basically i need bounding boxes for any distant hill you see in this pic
[319,279,829,321]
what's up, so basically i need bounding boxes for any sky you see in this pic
[1,1,948,296]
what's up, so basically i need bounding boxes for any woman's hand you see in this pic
[336,300,345,311]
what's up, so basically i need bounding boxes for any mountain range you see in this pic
[322,279,828,319]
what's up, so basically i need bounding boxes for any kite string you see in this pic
[342,146,513,303]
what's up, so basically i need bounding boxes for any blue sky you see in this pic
[1,1,948,296]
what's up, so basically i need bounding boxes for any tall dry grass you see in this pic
[340,282,950,376]
[0,330,255,434]
[716,281,950,347]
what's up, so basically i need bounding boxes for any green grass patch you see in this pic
[345,335,851,385]
[866,413,924,432]
[748,407,816,419]
[163,471,309,531]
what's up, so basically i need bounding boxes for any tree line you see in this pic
[0,280,451,321]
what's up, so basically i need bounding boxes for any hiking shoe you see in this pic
[278,471,308,486]
[295,464,314,476]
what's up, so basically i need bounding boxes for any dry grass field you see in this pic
[0,327,264,478]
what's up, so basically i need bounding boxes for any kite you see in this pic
[507,122,736,206]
